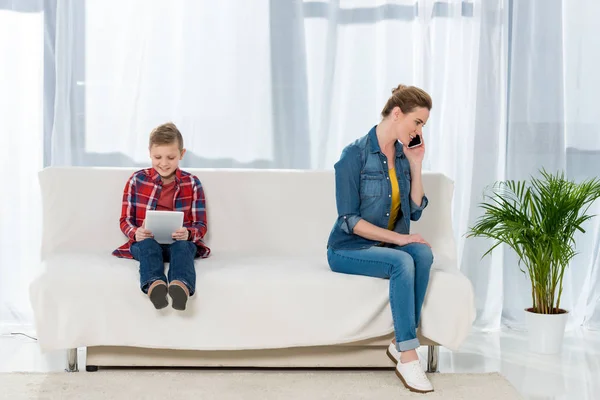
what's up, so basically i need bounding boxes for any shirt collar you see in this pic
[149,168,182,184]
[367,125,406,157]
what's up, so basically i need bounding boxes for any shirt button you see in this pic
[386,213,390,216]
[383,161,387,164]
[389,194,391,198]
[387,177,390,180]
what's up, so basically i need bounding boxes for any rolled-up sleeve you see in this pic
[334,146,362,234]
[409,194,428,221]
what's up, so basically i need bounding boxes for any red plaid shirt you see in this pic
[112,168,210,259]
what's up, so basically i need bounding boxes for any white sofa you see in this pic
[30,167,475,372]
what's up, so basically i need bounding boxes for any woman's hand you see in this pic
[395,233,431,247]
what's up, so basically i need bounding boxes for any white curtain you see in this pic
[562,0,600,330]
[2,0,600,334]
[500,0,600,331]
[0,1,44,331]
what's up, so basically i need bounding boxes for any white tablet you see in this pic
[144,210,185,244]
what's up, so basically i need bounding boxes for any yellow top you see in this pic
[387,168,401,230]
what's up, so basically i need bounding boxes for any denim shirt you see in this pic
[327,125,429,250]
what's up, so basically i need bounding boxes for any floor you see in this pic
[1,327,598,400]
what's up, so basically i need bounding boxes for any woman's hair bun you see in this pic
[392,84,407,95]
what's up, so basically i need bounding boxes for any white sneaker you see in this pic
[386,342,400,364]
[395,360,434,393]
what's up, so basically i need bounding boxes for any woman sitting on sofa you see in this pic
[326,84,435,394]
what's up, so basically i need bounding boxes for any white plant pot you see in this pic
[524,308,569,354]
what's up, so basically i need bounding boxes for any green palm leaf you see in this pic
[467,169,600,314]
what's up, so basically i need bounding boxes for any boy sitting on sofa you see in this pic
[113,122,210,310]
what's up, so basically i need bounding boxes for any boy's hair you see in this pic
[149,122,184,151]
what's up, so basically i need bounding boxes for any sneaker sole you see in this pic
[388,347,434,394]
[386,348,399,365]
[149,284,168,310]
[394,368,434,394]
[168,284,188,311]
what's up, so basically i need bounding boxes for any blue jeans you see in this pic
[327,243,433,352]
[130,239,197,296]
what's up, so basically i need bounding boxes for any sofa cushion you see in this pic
[38,168,458,261]
[31,252,473,352]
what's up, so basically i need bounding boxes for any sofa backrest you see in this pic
[39,168,456,260]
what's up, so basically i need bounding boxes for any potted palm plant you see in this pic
[468,170,600,354]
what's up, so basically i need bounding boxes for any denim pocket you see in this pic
[360,172,383,198]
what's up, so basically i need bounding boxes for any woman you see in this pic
[327,85,434,394]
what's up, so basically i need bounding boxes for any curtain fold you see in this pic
[0,0,44,330]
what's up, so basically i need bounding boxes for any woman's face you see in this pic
[392,106,430,146]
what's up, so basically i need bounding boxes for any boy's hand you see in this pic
[172,228,190,241]
[135,227,153,242]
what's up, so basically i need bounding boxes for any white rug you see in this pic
[0,370,521,399]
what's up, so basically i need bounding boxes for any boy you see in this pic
[113,122,210,310]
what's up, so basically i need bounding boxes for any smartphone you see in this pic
[407,135,423,149]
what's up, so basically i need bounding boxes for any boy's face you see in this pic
[149,143,186,179]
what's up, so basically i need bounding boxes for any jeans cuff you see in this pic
[140,277,166,294]
[170,279,195,297]
[397,338,420,352]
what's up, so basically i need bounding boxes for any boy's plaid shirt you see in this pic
[112,168,210,259]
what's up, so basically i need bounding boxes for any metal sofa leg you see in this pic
[66,348,78,372]
[427,345,439,373]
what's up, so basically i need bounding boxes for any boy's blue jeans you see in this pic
[327,243,433,352]
[130,238,197,296]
